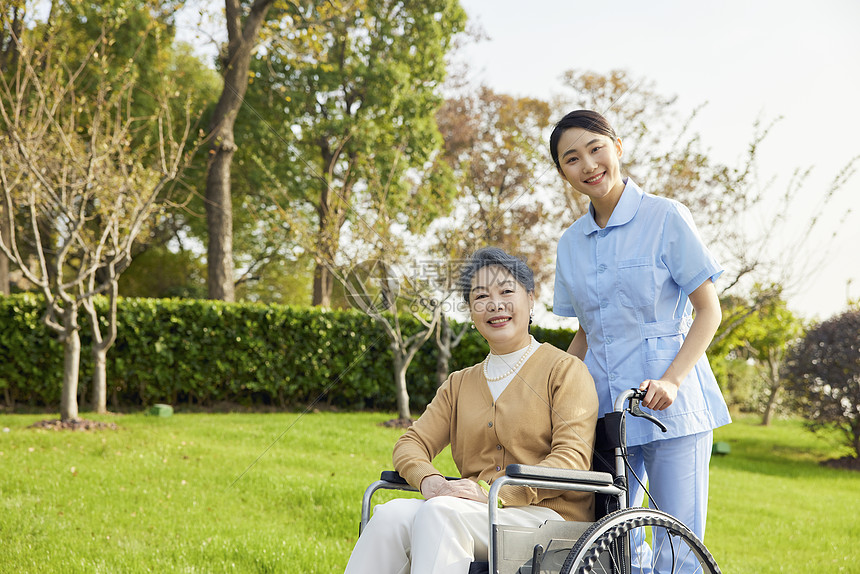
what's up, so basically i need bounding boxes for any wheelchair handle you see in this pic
[614,388,668,433]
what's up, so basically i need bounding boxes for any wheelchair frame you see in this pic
[359,389,721,574]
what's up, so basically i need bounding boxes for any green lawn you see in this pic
[706,417,859,572]
[0,411,857,573]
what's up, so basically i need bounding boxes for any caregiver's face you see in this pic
[556,127,624,205]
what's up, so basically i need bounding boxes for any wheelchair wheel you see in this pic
[560,508,721,574]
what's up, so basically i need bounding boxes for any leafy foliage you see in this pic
[235,0,466,304]
[118,246,207,299]
[0,294,575,412]
[709,292,803,422]
[782,309,860,458]
[434,87,555,286]
[0,293,64,407]
[0,0,207,419]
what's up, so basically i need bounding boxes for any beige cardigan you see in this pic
[393,343,598,521]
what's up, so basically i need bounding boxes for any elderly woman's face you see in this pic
[469,265,534,354]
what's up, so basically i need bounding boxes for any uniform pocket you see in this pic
[645,350,677,379]
[617,257,655,308]
[643,351,679,413]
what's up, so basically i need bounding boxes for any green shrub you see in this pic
[0,294,574,412]
[0,293,64,407]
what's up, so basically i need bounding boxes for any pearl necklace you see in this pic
[482,339,535,382]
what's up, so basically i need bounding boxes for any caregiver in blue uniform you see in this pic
[550,109,731,564]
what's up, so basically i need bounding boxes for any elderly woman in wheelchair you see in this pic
[344,247,600,574]
[346,247,723,574]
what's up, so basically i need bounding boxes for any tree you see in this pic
[433,312,470,388]
[106,41,220,301]
[783,309,860,460]
[0,4,199,419]
[334,256,443,422]
[244,0,465,307]
[0,0,25,295]
[204,0,278,301]
[710,291,803,424]
[239,0,466,415]
[0,1,23,72]
[289,120,457,419]
[434,86,554,283]
[711,124,856,324]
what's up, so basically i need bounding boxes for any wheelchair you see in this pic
[360,389,721,573]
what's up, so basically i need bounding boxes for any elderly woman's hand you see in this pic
[420,475,489,503]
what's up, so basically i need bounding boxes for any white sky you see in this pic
[456,0,860,322]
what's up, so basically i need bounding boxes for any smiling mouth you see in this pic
[584,172,605,184]
[488,317,511,326]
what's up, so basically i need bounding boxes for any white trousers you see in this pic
[627,431,713,573]
[343,496,562,574]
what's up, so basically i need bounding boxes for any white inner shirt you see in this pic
[485,335,539,401]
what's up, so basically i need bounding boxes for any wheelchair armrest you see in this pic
[505,464,614,487]
[380,470,409,485]
[379,470,462,485]
[361,471,464,534]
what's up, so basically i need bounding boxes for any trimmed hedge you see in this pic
[0,294,575,412]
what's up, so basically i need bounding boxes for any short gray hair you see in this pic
[458,247,535,303]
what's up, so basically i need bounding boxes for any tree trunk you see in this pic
[0,205,9,295]
[91,345,108,414]
[0,256,8,295]
[310,198,337,307]
[310,208,343,307]
[83,278,118,415]
[0,1,22,301]
[206,149,236,301]
[761,352,781,426]
[851,419,860,460]
[761,385,778,426]
[392,352,411,421]
[60,309,81,422]
[204,0,275,301]
[3,385,14,410]
[310,138,352,307]
[312,262,333,307]
[435,315,452,388]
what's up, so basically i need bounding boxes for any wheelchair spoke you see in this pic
[561,508,720,574]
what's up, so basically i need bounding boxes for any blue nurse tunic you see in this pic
[554,178,731,446]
